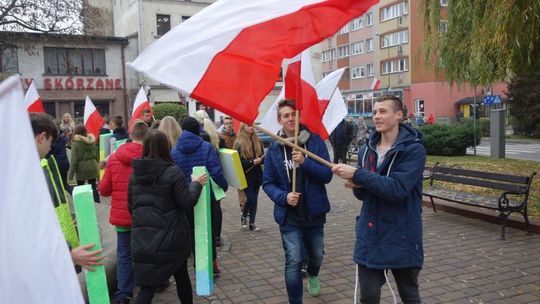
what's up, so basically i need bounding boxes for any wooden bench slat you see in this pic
[433,167,530,184]
[431,173,526,193]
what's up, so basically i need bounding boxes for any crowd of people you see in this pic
[33,93,425,304]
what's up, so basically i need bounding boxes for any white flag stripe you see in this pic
[132,87,148,115]
[0,76,84,303]
[24,81,40,108]
[128,0,328,94]
[84,96,97,125]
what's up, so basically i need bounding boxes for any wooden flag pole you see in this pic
[253,125,333,168]
[292,110,300,193]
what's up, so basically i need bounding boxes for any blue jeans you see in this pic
[242,185,260,224]
[280,224,325,304]
[115,231,134,300]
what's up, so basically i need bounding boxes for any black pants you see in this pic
[333,144,348,164]
[135,261,192,304]
[76,179,100,203]
[357,264,421,304]
[212,199,222,243]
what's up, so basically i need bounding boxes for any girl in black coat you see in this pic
[128,130,208,304]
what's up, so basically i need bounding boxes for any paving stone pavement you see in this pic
[145,178,540,304]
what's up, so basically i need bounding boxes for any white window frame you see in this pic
[350,41,364,55]
[351,66,365,79]
[381,58,409,75]
[440,0,448,7]
[338,24,350,34]
[350,17,364,31]
[337,45,350,58]
[439,20,448,33]
[381,30,409,48]
[381,1,408,22]
[366,38,374,52]
[366,12,374,26]
[367,63,374,76]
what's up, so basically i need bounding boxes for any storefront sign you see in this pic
[23,77,122,90]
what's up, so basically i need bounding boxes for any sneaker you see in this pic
[308,276,320,297]
[213,260,221,277]
[155,280,170,293]
[241,216,247,228]
[249,224,260,232]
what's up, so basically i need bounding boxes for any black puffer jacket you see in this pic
[128,158,202,287]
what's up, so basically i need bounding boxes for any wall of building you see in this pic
[14,37,128,121]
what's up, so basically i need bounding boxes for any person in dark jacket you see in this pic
[263,99,332,304]
[47,131,72,193]
[99,121,149,304]
[128,130,207,304]
[171,116,228,276]
[329,119,351,164]
[234,123,264,231]
[110,115,129,141]
[333,94,426,304]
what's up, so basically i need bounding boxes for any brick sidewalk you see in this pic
[148,178,540,304]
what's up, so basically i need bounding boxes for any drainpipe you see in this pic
[121,40,129,122]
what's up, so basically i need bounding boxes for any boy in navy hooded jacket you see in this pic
[333,95,426,304]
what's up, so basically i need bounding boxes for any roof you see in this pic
[0,31,128,44]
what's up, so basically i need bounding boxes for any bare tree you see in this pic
[0,0,83,33]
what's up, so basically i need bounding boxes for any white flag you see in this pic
[0,76,84,303]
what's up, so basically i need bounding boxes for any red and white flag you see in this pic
[128,0,378,125]
[84,96,105,141]
[23,81,45,113]
[129,87,152,130]
[370,77,381,91]
[260,65,347,140]
[0,76,84,303]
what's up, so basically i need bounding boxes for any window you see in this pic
[367,63,374,76]
[181,15,191,22]
[43,101,56,117]
[415,99,425,117]
[351,66,365,79]
[366,38,374,52]
[74,100,109,119]
[337,45,350,58]
[440,0,448,7]
[366,12,374,26]
[0,46,18,73]
[381,30,409,48]
[338,24,350,35]
[44,47,106,76]
[350,17,363,31]
[156,14,171,36]
[322,49,336,62]
[350,41,364,55]
[439,20,448,33]
[381,58,409,74]
[381,1,408,22]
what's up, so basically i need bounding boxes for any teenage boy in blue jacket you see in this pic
[263,99,332,304]
[333,95,426,304]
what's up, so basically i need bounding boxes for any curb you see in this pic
[422,198,540,235]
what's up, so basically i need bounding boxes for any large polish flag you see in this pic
[23,81,45,113]
[128,0,378,125]
[0,76,84,303]
[84,96,105,141]
[260,67,347,140]
[129,87,152,130]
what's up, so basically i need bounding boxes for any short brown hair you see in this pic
[142,109,151,115]
[223,116,233,122]
[276,99,296,120]
[30,113,58,141]
[375,94,403,113]
[111,115,123,128]
[73,123,87,136]
[130,121,149,141]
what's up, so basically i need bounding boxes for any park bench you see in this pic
[423,164,536,239]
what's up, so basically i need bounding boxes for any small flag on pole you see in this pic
[24,81,46,113]
[84,96,105,141]
[370,77,381,91]
[129,87,152,130]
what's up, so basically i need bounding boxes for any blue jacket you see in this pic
[352,124,425,269]
[171,131,228,192]
[262,132,332,225]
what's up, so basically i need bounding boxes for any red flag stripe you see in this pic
[85,110,104,142]
[190,0,378,124]
[27,98,46,113]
